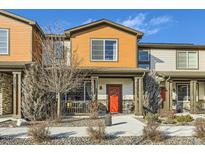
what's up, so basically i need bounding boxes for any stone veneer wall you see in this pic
[0,73,13,115]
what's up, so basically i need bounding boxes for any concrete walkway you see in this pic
[0,115,196,138]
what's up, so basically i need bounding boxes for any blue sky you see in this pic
[8,9,205,44]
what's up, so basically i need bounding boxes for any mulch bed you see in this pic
[49,117,105,127]
[0,136,204,145]
[0,117,106,128]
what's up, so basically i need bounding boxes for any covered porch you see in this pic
[61,68,148,116]
[0,62,25,118]
[160,71,205,114]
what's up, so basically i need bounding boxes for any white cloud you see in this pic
[82,18,95,24]
[121,13,146,28]
[149,16,172,25]
[119,13,174,36]
[145,28,160,35]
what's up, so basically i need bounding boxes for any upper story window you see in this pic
[177,51,198,69]
[91,39,117,61]
[138,49,150,69]
[0,29,9,55]
[54,41,64,59]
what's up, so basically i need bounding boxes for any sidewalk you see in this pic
[0,115,195,138]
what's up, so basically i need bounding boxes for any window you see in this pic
[65,81,92,102]
[0,29,9,54]
[139,50,150,61]
[138,64,150,69]
[177,51,198,69]
[91,39,117,61]
[54,41,64,59]
[138,50,150,69]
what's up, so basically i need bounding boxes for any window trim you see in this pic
[176,50,199,70]
[0,28,9,55]
[90,38,118,62]
[138,49,150,69]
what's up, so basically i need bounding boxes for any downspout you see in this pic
[165,76,171,83]
[141,72,146,78]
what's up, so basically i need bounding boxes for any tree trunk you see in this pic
[57,92,61,118]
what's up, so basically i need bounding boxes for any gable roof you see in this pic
[139,43,205,50]
[64,19,144,39]
[0,9,44,35]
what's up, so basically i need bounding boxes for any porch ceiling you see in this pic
[158,71,205,78]
[0,61,30,71]
[81,67,148,76]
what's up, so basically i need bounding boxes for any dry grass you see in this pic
[87,121,106,142]
[160,110,176,119]
[28,122,51,144]
[194,118,205,139]
[143,118,165,142]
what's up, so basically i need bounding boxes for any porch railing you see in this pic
[62,100,90,115]
[61,99,134,115]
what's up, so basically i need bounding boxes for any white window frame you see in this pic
[91,39,118,61]
[0,29,9,55]
[177,50,198,70]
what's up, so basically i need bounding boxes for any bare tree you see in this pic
[22,23,88,119]
[39,23,88,118]
[143,71,162,116]
[22,63,55,121]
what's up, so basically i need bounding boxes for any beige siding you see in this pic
[0,14,32,62]
[150,49,176,71]
[150,49,205,71]
[98,78,134,100]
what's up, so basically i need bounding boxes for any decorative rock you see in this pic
[16,119,27,127]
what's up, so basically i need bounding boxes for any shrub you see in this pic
[194,118,205,139]
[143,119,165,142]
[28,122,50,144]
[144,114,161,123]
[161,110,177,124]
[195,101,203,114]
[87,121,106,142]
[175,115,194,123]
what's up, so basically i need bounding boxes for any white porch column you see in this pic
[165,80,173,111]
[12,72,22,118]
[134,76,143,115]
[12,72,17,117]
[17,72,22,118]
[190,80,197,113]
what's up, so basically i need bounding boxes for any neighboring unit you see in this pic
[0,10,43,117]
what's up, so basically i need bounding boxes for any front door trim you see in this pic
[106,84,122,113]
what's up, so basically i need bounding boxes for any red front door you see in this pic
[108,85,121,113]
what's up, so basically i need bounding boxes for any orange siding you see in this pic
[0,14,32,62]
[71,25,138,68]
